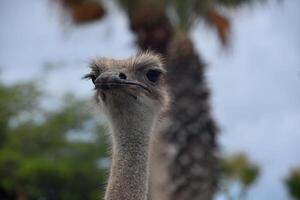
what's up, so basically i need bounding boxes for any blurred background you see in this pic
[0,0,299,200]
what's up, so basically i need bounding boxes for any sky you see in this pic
[0,0,299,199]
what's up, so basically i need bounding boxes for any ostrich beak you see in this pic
[94,71,151,93]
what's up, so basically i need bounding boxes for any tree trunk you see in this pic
[162,34,219,200]
[129,3,219,200]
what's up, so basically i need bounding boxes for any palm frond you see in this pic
[206,9,231,46]
[54,0,106,25]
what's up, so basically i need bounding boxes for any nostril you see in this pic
[119,73,127,80]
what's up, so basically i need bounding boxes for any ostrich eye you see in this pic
[146,69,161,83]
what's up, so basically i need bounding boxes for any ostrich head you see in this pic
[84,52,170,200]
[84,52,169,131]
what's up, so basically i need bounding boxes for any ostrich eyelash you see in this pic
[83,73,97,84]
[82,73,94,79]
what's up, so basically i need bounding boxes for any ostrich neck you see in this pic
[105,113,155,200]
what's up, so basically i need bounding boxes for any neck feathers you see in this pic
[105,111,157,200]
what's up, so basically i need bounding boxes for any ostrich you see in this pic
[84,52,169,200]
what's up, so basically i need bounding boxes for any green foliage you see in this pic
[222,153,260,186]
[220,153,260,200]
[0,80,109,200]
[0,81,41,147]
[285,168,300,200]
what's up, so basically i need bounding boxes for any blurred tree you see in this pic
[285,168,300,200]
[0,81,40,148]
[53,0,265,199]
[220,153,260,200]
[0,80,109,200]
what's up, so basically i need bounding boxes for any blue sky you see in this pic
[0,0,299,199]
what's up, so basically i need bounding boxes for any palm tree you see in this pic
[54,0,262,199]
[118,1,260,199]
